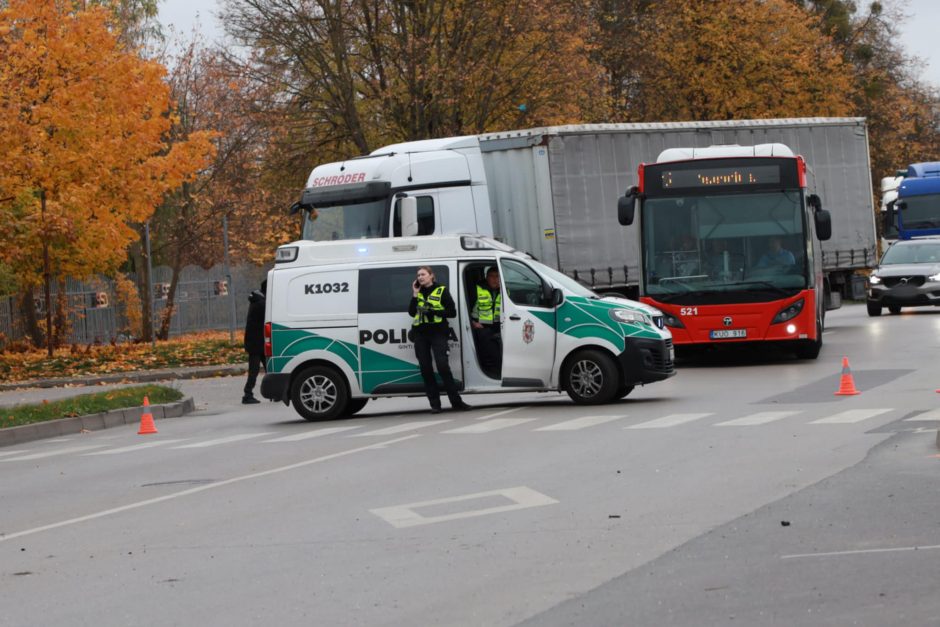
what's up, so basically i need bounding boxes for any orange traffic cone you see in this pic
[834,356,860,396]
[138,396,158,434]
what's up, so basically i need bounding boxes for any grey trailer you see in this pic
[478,118,876,298]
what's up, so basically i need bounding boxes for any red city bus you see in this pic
[617,144,832,359]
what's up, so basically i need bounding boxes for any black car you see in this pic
[867,238,940,316]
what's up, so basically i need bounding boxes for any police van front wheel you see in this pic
[563,349,619,405]
[291,365,349,421]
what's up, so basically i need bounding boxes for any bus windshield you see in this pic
[641,190,808,302]
[899,193,940,232]
[301,199,388,241]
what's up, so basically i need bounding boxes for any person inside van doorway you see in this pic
[409,266,472,414]
[471,266,502,377]
[242,279,266,404]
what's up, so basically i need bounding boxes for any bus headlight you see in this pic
[772,298,804,324]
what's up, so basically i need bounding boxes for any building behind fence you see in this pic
[0,264,270,345]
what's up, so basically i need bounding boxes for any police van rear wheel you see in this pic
[563,349,618,405]
[291,366,348,421]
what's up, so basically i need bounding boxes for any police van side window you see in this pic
[501,260,550,308]
[392,196,435,236]
[359,265,449,313]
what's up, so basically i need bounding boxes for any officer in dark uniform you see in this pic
[471,266,502,376]
[408,266,472,414]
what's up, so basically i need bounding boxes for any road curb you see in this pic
[0,364,246,391]
[0,397,196,448]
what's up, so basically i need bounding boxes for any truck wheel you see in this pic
[291,365,349,421]
[866,302,882,317]
[563,349,619,405]
[888,305,902,315]
[344,398,369,416]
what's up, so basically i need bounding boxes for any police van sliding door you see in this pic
[357,264,463,395]
[498,258,556,388]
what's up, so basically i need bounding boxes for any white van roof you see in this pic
[277,234,523,267]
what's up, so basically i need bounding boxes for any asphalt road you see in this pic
[1,302,938,626]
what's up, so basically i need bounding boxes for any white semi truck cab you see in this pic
[292,136,492,242]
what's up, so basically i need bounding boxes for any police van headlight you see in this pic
[610,309,651,326]
[275,246,298,263]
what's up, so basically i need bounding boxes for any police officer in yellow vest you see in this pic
[471,266,502,376]
[409,266,472,414]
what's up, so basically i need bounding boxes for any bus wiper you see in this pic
[735,280,791,296]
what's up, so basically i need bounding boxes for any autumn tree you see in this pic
[219,0,608,182]
[595,0,857,122]
[0,0,215,351]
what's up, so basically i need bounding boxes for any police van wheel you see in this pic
[563,349,618,405]
[291,366,349,421]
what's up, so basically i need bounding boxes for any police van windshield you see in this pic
[301,199,388,241]
[530,260,598,298]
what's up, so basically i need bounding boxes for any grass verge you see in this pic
[0,384,184,429]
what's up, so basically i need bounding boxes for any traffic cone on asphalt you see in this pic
[834,356,860,396]
[138,396,158,435]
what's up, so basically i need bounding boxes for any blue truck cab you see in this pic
[890,162,940,240]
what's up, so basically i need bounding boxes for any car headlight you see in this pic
[929,272,940,282]
[610,308,651,326]
[869,275,881,285]
[772,298,804,324]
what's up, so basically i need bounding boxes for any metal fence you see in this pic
[0,263,269,346]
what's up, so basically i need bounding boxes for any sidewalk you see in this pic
[0,363,247,392]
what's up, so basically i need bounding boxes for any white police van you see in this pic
[260,234,675,420]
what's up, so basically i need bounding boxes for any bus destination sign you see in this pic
[661,165,781,189]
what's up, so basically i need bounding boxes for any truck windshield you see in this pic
[641,190,808,302]
[301,198,388,241]
[899,193,940,231]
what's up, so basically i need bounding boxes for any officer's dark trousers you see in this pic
[473,324,502,375]
[243,352,266,396]
[414,326,462,409]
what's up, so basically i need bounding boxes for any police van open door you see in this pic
[498,258,557,388]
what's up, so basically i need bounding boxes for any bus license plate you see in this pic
[710,329,746,339]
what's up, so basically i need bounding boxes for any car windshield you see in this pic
[880,241,940,264]
[301,198,388,241]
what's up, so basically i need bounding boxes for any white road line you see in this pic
[351,420,450,437]
[535,414,627,431]
[264,426,362,442]
[810,408,892,424]
[905,408,940,421]
[475,407,525,421]
[442,418,536,434]
[0,444,105,461]
[83,439,188,455]
[782,544,940,560]
[0,449,33,459]
[370,486,558,528]
[714,411,801,427]
[626,413,713,429]
[172,433,275,449]
[0,435,419,543]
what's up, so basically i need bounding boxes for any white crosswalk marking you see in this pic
[173,433,274,448]
[351,420,450,437]
[715,411,801,427]
[626,413,713,429]
[475,407,525,421]
[443,418,537,434]
[810,408,892,424]
[905,408,940,421]
[535,415,627,431]
[0,449,33,459]
[0,445,105,461]
[264,426,362,442]
[83,439,188,455]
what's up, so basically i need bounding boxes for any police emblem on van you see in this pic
[523,319,535,344]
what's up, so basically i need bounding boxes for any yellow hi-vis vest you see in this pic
[475,285,501,324]
[413,285,447,326]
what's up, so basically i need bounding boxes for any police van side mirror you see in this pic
[814,209,832,241]
[400,196,418,237]
[552,288,563,306]
[617,186,638,226]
